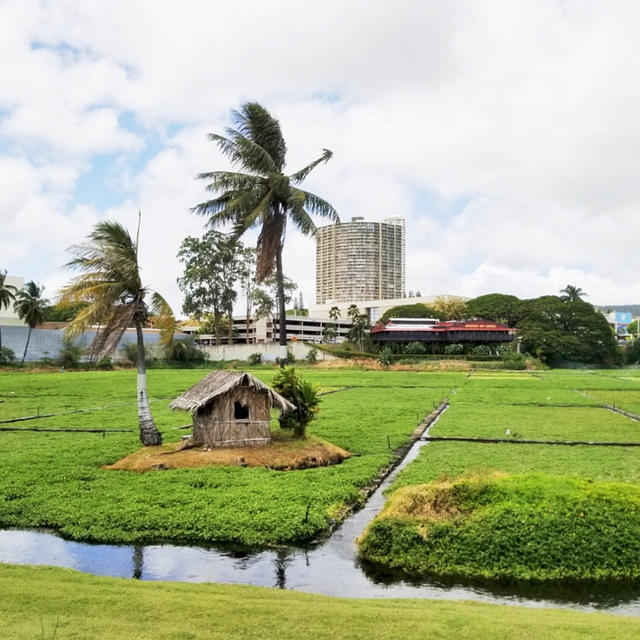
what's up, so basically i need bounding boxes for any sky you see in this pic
[2,0,640,315]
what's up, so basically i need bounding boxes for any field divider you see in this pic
[0,398,167,424]
[420,435,640,447]
[317,386,355,396]
[576,390,640,422]
[0,427,134,434]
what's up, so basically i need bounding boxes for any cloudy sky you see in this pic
[2,0,640,314]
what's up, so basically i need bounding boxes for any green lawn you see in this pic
[2,564,639,640]
[0,368,459,545]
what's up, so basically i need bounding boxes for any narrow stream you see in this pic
[2,405,640,615]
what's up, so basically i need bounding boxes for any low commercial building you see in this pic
[370,317,515,346]
[193,315,354,346]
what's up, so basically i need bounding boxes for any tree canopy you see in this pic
[380,303,445,323]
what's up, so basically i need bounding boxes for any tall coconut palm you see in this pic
[560,285,587,302]
[0,270,18,351]
[193,102,338,360]
[59,219,175,446]
[14,281,49,365]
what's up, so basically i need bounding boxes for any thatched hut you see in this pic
[169,371,295,448]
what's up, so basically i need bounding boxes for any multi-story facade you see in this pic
[315,217,405,305]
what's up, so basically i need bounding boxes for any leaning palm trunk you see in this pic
[135,315,162,446]
[275,246,288,363]
[20,326,32,366]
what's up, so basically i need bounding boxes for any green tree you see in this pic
[193,102,338,362]
[273,367,320,437]
[322,322,337,344]
[252,272,297,321]
[14,281,49,365]
[432,295,467,320]
[59,219,175,446]
[347,305,370,352]
[329,305,341,321]
[177,231,242,345]
[465,293,521,326]
[0,270,17,351]
[380,303,444,323]
[518,296,619,366]
[560,284,587,302]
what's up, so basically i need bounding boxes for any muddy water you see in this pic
[2,406,640,615]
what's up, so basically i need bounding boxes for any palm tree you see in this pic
[14,281,49,365]
[0,270,18,351]
[193,102,338,361]
[59,218,175,446]
[560,285,587,302]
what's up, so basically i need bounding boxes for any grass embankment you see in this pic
[105,431,350,471]
[359,370,640,581]
[0,369,458,545]
[359,473,640,582]
[2,565,639,640]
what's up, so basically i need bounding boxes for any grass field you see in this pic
[2,564,639,640]
[0,368,458,545]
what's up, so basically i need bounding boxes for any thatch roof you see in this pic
[169,370,295,414]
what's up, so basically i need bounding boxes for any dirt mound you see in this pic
[104,433,350,472]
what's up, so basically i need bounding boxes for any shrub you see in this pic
[444,343,464,355]
[58,337,84,368]
[472,345,491,357]
[502,351,527,370]
[168,337,206,364]
[119,341,139,365]
[95,356,113,370]
[404,341,425,355]
[0,347,15,364]
[248,352,263,365]
[272,367,320,437]
[378,347,393,367]
[306,347,318,364]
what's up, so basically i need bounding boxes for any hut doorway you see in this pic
[234,401,249,420]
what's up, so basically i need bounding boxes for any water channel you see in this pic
[2,406,640,616]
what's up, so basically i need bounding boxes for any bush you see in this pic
[404,341,425,355]
[378,347,393,367]
[168,337,206,364]
[272,367,320,437]
[248,352,263,365]
[501,351,527,370]
[58,337,84,368]
[444,343,464,355]
[0,347,15,364]
[306,347,318,364]
[95,356,113,370]
[472,345,491,357]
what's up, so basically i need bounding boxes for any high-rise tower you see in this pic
[315,217,405,304]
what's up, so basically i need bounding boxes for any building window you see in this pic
[234,402,249,420]
[368,307,380,323]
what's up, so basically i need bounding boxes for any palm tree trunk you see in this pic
[246,280,251,344]
[275,245,288,364]
[0,323,3,350]
[227,304,234,345]
[20,326,32,366]
[135,314,162,446]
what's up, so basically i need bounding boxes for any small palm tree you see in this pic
[560,285,587,302]
[59,218,175,446]
[0,270,18,351]
[14,281,49,365]
[193,102,338,361]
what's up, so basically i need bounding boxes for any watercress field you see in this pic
[359,369,640,582]
[0,368,458,545]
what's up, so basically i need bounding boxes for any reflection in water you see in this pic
[2,408,640,615]
[132,546,143,580]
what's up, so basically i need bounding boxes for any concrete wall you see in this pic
[201,341,336,362]
[0,325,172,362]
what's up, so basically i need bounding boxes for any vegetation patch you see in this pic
[104,431,350,472]
[359,473,640,582]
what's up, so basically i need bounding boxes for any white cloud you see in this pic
[2,0,640,311]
